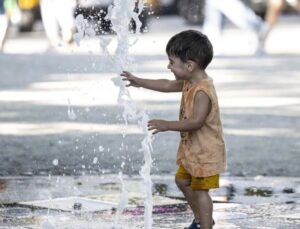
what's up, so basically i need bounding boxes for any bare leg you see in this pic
[0,0,8,51]
[0,14,8,50]
[266,0,286,27]
[176,178,213,229]
[193,190,213,229]
[175,178,198,215]
[209,0,263,31]
[255,0,285,53]
[297,0,300,12]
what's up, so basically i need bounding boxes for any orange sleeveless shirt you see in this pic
[176,78,227,177]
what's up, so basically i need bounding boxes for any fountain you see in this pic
[106,1,153,228]
[73,0,153,228]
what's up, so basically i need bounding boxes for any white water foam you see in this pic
[106,1,153,228]
[73,1,153,228]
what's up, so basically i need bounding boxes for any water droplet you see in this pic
[121,162,125,168]
[52,159,59,166]
[93,157,98,164]
[67,99,77,120]
[68,108,77,120]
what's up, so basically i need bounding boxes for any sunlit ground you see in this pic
[0,15,299,177]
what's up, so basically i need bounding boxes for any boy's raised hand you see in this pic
[148,119,169,134]
[120,71,140,88]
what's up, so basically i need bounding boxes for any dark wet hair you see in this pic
[166,30,213,69]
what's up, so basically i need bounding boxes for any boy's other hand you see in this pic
[120,71,140,88]
[148,119,169,134]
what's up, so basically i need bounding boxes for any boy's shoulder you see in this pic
[193,78,217,98]
[196,77,214,88]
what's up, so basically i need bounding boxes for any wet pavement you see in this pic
[0,175,300,228]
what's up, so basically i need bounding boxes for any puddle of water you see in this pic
[244,186,273,197]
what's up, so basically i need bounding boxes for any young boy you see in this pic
[121,30,226,229]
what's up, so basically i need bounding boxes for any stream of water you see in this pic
[71,0,153,228]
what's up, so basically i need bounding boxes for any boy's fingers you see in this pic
[147,121,160,134]
[148,119,157,124]
[120,71,130,76]
[148,127,156,133]
[147,122,156,127]
[148,126,155,131]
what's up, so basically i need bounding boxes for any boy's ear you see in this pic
[186,60,196,72]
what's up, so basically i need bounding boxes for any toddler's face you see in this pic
[167,55,189,80]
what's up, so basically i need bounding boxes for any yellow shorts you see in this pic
[175,165,219,190]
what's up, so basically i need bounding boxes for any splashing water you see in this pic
[73,14,96,46]
[138,112,154,229]
[67,98,77,120]
[41,220,56,229]
[106,1,153,228]
[73,0,153,228]
[113,171,129,228]
[52,159,59,166]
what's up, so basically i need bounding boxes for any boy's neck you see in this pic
[188,70,208,85]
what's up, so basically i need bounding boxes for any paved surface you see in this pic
[0,14,300,228]
[0,175,300,228]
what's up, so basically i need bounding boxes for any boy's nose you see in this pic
[167,64,171,69]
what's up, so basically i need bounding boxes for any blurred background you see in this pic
[1,0,298,34]
[1,0,300,53]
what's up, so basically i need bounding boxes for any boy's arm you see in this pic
[121,71,183,92]
[148,91,211,134]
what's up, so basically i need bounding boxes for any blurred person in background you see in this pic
[260,0,300,49]
[0,0,8,51]
[202,0,268,55]
[40,0,76,48]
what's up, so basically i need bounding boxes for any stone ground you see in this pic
[0,175,300,228]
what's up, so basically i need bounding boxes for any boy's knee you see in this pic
[175,178,191,190]
[194,189,212,201]
[194,189,209,196]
